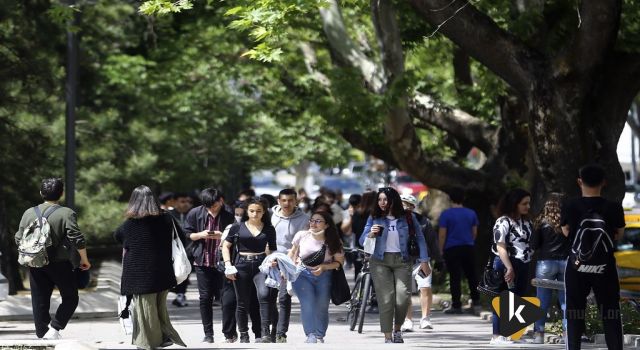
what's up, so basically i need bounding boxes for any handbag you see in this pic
[330,264,350,305]
[477,257,506,298]
[406,211,420,258]
[118,295,134,335]
[363,235,376,255]
[170,218,192,285]
[301,244,327,267]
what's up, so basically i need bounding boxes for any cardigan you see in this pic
[114,213,177,295]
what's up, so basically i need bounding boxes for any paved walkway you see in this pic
[0,262,614,349]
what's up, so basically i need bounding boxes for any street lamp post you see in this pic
[65,0,78,210]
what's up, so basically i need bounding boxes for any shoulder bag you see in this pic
[170,217,192,285]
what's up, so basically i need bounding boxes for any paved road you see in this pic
[0,267,610,349]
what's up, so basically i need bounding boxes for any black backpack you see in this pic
[569,203,615,271]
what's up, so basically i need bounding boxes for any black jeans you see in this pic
[276,279,291,336]
[222,278,262,338]
[233,257,277,334]
[565,258,622,350]
[195,266,223,337]
[443,245,479,308]
[29,261,79,338]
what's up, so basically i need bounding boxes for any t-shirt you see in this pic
[491,216,533,263]
[560,197,624,253]
[292,230,343,264]
[438,207,478,250]
[385,216,401,253]
[226,222,277,254]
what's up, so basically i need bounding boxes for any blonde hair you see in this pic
[533,192,564,234]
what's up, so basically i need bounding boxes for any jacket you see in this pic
[259,252,304,288]
[271,206,309,253]
[359,214,430,263]
[530,222,569,260]
[15,202,86,266]
[183,205,235,266]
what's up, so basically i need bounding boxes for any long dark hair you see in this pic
[241,197,272,226]
[533,192,564,233]
[312,210,343,255]
[497,188,531,219]
[358,191,377,217]
[372,187,404,218]
[125,185,162,219]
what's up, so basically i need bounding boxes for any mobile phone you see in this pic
[417,269,427,278]
[208,230,220,236]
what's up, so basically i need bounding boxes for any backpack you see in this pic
[406,211,420,258]
[569,204,615,272]
[18,205,61,268]
[215,224,240,273]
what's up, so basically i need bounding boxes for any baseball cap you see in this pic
[400,194,417,207]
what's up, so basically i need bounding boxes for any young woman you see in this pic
[358,187,430,344]
[289,210,345,343]
[531,193,568,344]
[222,197,278,343]
[114,185,186,350]
[490,188,533,345]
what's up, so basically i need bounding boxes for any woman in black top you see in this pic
[114,185,186,350]
[222,197,278,343]
[531,193,569,344]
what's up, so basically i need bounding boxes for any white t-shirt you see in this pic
[385,217,401,253]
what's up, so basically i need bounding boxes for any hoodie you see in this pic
[271,205,310,252]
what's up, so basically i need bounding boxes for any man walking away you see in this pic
[170,192,192,308]
[438,187,480,314]
[271,188,309,343]
[561,164,624,350]
[15,178,91,339]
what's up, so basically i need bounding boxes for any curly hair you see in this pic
[533,192,564,234]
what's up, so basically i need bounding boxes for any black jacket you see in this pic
[114,213,177,295]
[183,205,235,266]
[531,222,570,260]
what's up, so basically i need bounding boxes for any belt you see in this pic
[238,253,266,261]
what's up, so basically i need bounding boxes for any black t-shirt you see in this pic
[560,196,625,247]
[226,222,277,253]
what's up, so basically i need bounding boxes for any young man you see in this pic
[184,188,236,343]
[15,178,91,339]
[170,192,193,308]
[271,188,309,343]
[438,187,480,314]
[561,164,624,350]
[400,194,443,331]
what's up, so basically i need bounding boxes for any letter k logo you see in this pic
[492,291,545,339]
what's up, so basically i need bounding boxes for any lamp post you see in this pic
[65,0,78,210]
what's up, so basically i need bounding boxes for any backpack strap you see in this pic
[33,206,44,228]
[42,205,61,219]
[405,211,416,236]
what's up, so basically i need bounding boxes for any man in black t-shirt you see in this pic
[560,164,624,350]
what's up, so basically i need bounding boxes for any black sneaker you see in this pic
[443,306,463,314]
[172,294,188,307]
[239,332,249,343]
[276,335,287,343]
[202,335,214,343]
[392,330,404,343]
[261,336,273,343]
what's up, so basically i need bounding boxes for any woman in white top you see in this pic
[489,188,532,345]
[288,210,344,343]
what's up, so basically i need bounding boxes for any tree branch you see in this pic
[560,0,622,74]
[409,93,498,156]
[319,0,386,93]
[409,0,540,96]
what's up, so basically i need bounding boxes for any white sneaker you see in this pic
[419,316,433,329]
[489,336,513,345]
[43,327,62,340]
[401,319,414,332]
[305,334,317,343]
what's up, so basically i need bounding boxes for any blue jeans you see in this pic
[492,257,529,335]
[534,259,567,333]
[292,269,332,338]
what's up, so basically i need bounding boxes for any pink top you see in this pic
[292,230,343,264]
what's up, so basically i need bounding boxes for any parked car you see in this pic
[617,210,640,292]
[392,171,428,200]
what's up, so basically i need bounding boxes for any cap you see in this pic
[400,194,417,207]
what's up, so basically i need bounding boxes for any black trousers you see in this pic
[172,275,189,294]
[443,245,479,308]
[233,257,277,334]
[221,278,262,338]
[195,266,223,337]
[29,261,79,338]
[565,258,622,350]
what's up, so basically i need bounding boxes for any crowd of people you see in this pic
[15,162,625,350]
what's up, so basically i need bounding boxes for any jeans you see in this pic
[276,281,291,336]
[369,253,411,333]
[492,256,529,335]
[292,269,332,338]
[233,257,277,334]
[29,261,79,337]
[534,259,567,333]
[443,245,479,308]
[195,266,223,337]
